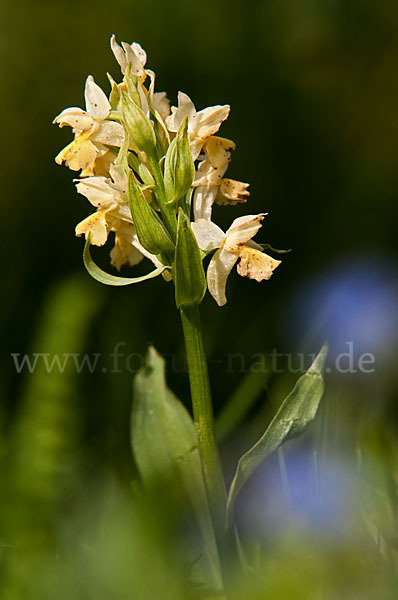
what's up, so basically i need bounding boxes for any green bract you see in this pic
[120,91,156,154]
[174,209,207,308]
[164,116,194,206]
[128,171,174,256]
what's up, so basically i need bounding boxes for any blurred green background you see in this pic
[1,0,397,598]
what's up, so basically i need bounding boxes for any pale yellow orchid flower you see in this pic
[74,165,165,273]
[74,165,131,248]
[165,92,230,160]
[191,215,281,306]
[53,76,124,173]
[193,137,250,220]
[110,35,147,82]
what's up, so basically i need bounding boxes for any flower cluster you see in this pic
[53,36,281,305]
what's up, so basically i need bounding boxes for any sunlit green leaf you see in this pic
[174,209,206,308]
[83,238,167,286]
[128,171,174,255]
[226,344,328,526]
[131,347,223,592]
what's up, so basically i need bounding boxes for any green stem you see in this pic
[180,304,226,528]
[147,155,177,240]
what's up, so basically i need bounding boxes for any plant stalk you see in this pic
[180,304,226,528]
[147,154,177,240]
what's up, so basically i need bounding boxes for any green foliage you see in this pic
[131,346,223,593]
[174,209,207,308]
[120,90,156,154]
[0,275,103,597]
[128,171,174,255]
[83,237,167,285]
[1,1,397,597]
[164,117,195,206]
[227,344,328,525]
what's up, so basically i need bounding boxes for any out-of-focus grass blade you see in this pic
[2,274,103,595]
[226,344,328,526]
[131,347,223,594]
[215,359,271,443]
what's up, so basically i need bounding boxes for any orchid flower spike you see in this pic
[53,35,283,295]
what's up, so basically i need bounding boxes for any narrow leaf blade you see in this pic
[83,238,166,286]
[226,344,328,525]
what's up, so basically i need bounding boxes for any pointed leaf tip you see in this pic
[226,343,328,526]
[308,342,328,375]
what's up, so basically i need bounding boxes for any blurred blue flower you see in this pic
[285,256,397,366]
[238,449,358,540]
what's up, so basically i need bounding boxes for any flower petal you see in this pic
[189,138,206,161]
[55,135,98,171]
[111,240,143,270]
[217,179,250,204]
[237,246,281,281]
[207,247,238,306]
[52,107,94,131]
[121,41,147,80]
[109,164,128,193]
[131,234,172,281]
[74,176,115,208]
[84,75,111,121]
[92,120,125,146]
[191,219,225,251]
[89,149,117,176]
[193,159,217,186]
[110,34,127,73]
[152,91,171,121]
[165,91,196,132]
[193,186,218,221]
[131,42,147,69]
[75,211,109,245]
[193,105,230,140]
[224,214,266,251]
[203,136,235,170]
[110,220,144,270]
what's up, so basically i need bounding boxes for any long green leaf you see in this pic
[83,238,166,286]
[131,347,223,593]
[226,344,328,526]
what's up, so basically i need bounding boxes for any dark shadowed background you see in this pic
[0,1,396,597]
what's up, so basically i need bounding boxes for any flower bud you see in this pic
[164,116,194,206]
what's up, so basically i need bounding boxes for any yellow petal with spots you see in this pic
[218,178,250,204]
[55,134,98,172]
[237,246,281,282]
[75,211,109,246]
